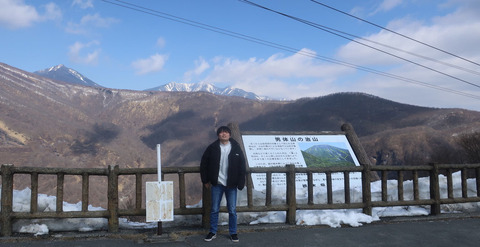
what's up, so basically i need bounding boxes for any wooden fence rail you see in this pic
[1,163,480,236]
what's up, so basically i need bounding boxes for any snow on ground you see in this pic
[2,171,479,236]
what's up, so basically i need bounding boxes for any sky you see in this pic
[1,0,480,110]
[10,171,480,236]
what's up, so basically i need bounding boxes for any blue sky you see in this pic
[1,0,480,110]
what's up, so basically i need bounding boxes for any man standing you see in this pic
[200,126,246,243]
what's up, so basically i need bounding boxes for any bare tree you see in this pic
[456,132,480,163]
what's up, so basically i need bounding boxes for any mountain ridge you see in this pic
[146,81,272,100]
[34,64,102,88]
[33,64,276,100]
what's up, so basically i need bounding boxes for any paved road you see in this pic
[2,216,479,247]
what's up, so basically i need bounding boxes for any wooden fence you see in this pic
[1,163,480,236]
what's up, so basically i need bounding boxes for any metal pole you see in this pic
[157,221,163,235]
[156,144,163,235]
[157,144,161,182]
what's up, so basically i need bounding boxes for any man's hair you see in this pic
[216,126,231,136]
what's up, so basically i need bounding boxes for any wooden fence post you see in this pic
[1,164,14,236]
[476,167,480,197]
[286,164,296,224]
[178,171,186,209]
[429,163,441,215]
[82,172,89,212]
[107,165,119,232]
[30,172,38,213]
[135,172,142,210]
[342,123,379,181]
[362,164,372,215]
[56,173,64,212]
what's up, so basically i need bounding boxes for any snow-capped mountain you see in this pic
[34,64,102,88]
[146,82,270,100]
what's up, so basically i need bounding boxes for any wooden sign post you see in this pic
[146,144,174,235]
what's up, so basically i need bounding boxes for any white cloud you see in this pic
[66,13,118,34]
[334,0,480,110]
[183,57,210,82]
[132,53,169,75]
[197,49,352,99]
[338,2,480,68]
[80,13,118,28]
[156,37,166,49]
[352,0,479,62]
[0,0,61,29]
[42,2,62,21]
[68,40,101,65]
[372,0,404,14]
[72,0,94,9]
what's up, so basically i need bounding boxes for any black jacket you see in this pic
[200,138,246,190]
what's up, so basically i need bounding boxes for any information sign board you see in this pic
[146,181,174,222]
[242,134,362,190]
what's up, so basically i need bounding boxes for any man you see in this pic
[200,126,246,243]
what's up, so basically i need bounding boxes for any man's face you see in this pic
[218,130,231,143]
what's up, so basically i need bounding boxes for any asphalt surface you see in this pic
[1,214,480,247]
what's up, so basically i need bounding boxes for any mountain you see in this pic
[241,93,434,136]
[2,61,480,206]
[146,82,271,100]
[34,64,102,87]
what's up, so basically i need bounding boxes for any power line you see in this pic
[101,0,310,55]
[310,0,480,68]
[239,0,480,89]
[100,0,480,100]
[285,15,480,77]
[356,37,480,77]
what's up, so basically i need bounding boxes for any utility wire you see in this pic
[291,18,480,77]
[101,0,310,56]
[240,0,480,89]
[100,0,480,100]
[356,37,480,77]
[310,0,480,68]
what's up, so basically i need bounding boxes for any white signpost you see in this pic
[146,144,174,225]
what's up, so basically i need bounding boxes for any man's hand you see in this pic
[204,183,211,189]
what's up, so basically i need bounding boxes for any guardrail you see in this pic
[1,163,480,236]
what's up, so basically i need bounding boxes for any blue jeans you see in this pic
[210,184,238,235]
